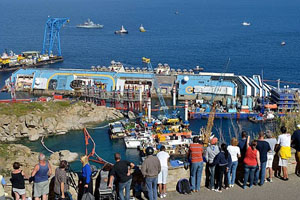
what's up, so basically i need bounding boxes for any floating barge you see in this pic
[0,51,63,72]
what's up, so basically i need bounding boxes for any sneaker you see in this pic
[243,186,247,189]
[230,184,234,188]
[215,189,222,193]
[159,194,164,198]
[269,178,273,183]
[265,179,268,182]
[225,187,229,190]
[163,193,167,198]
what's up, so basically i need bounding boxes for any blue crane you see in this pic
[142,57,170,118]
[42,17,69,56]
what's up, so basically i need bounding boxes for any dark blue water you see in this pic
[1,0,299,169]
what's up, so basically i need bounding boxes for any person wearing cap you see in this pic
[54,160,69,200]
[292,124,300,176]
[11,162,27,200]
[265,130,277,182]
[141,147,161,200]
[187,136,204,192]
[205,137,219,191]
[227,138,241,187]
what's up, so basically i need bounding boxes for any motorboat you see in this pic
[281,41,286,46]
[124,130,153,149]
[115,25,128,34]
[139,24,146,32]
[76,19,104,29]
[242,22,251,26]
[109,122,126,139]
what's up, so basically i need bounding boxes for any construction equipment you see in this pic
[142,57,169,118]
[203,58,230,145]
[42,17,69,56]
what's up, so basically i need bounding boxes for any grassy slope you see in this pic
[0,101,72,117]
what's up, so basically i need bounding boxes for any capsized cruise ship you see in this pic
[4,60,273,101]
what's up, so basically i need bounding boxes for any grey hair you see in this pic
[39,153,46,161]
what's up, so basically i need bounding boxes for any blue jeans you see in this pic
[145,177,158,200]
[254,161,267,185]
[227,161,238,185]
[190,161,204,191]
[118,179,132,200]
[243,165,256,188]
[208,164,216,189]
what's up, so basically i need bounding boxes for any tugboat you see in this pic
[115,25,128,34]
[139,24,146,32]
[242,21,251,26]
[76,19,104,29]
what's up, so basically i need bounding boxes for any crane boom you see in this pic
[203,58,230,145]
[142,57,169,117]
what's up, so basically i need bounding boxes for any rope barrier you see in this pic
[41,136,55,154]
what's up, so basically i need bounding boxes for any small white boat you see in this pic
[281,41,286,46]
[124,134,153,149]
[139,24,146,32]
[109,122,126,139]
[76,19,104,29]
[242,22,251,26]
[115,25,128,34]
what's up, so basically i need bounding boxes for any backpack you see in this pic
[176,179,191,194]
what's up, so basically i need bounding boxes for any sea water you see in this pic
[1,0,299,169]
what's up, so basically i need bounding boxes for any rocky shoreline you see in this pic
[0,101,124,142]
[0,144,78,176]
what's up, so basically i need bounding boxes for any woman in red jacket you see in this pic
[243,136,260,189]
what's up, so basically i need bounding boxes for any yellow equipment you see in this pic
[142,57,150,63]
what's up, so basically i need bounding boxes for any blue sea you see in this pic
[1,0,299,170]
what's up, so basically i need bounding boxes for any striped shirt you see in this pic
[189,144,204,163]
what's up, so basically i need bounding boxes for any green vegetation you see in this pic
[0,101,72,117]
[0,143,10,160]
[276,112,300,136]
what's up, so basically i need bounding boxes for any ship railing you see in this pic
[82,87,150,102]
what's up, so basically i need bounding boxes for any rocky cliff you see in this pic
[0,101,124,142]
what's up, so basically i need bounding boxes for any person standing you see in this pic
[264,131,277,182]
[157,145,170,198]
[187,137,204,192]
[238,131,248,159]
[0,174,6,200]
[54,160,69,200]
[254,132,271,186]
[108,153,135,200]
[227,138,241,188]
[31,153,52,200]
[213,143,232,193]
[141,147,161,200]
[11,162,27,200]
[80,155,93,195]
[243,137,260,189]
[291,124,300,176]
[205,137,220,191]
[276,126,291,181]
